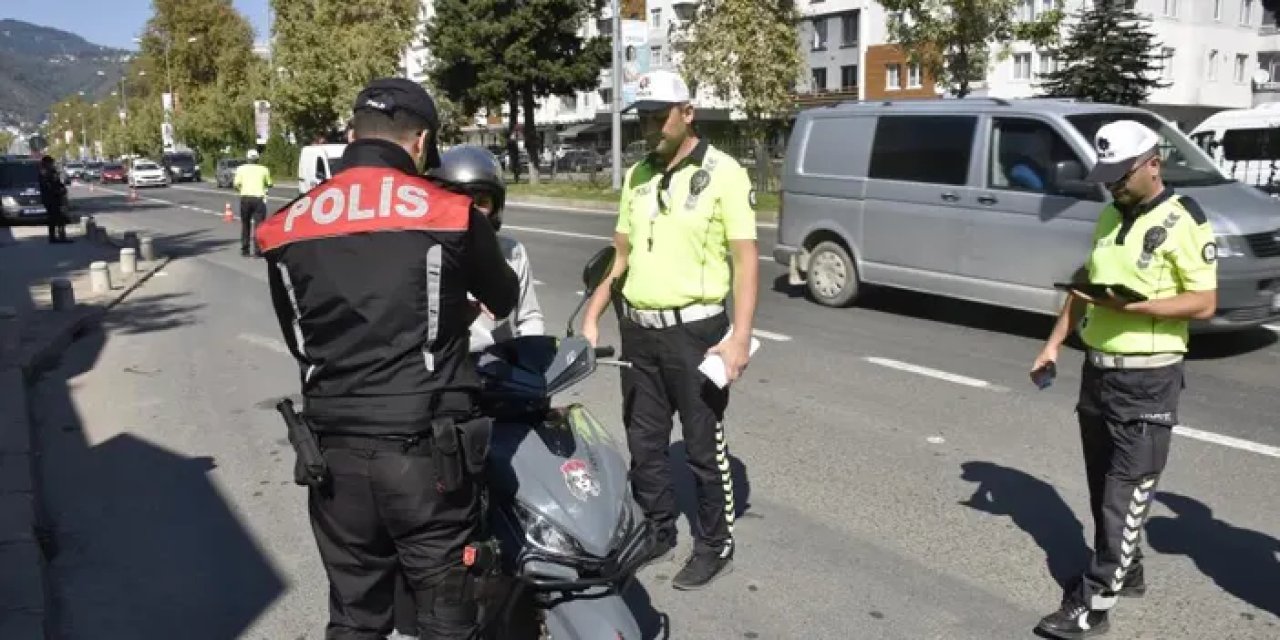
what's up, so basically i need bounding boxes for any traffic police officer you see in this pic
[234,148,273,257]
[581,69,759,590]
[255,77,519,640]
[1031,120,1218,639]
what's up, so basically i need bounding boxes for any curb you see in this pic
[0,225,172,640]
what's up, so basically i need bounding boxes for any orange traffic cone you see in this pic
[223,203,234,223]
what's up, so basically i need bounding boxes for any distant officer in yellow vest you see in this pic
[581,69,759,590]
[1031,120,1217,639]
[233,149,273,257]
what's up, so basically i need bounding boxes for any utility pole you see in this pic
[611,0,622,190]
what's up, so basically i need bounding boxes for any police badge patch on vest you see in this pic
[1201,241,1217,263]
[1137,225,1169,269]
[685,169,710,210]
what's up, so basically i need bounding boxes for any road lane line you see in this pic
[1265,323,1280,333]
[502,224,611,241]
[1172,425,1280,458]
[864,356,1007,392]
[238,332,291,355]
[752,328,792,342]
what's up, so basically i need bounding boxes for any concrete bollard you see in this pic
[120,248,137,276]
[90,261,111,294]
[140,236,155,262]
[122,231,140,251]
[50,278,75,311]
[80,216,95,235]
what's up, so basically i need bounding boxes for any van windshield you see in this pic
[0,162,40,189]
[165,154,196,168]
[1067,113,1229,188]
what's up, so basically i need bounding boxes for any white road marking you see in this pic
[238,332,291,355]
[502,224,611,242]
[1172,425,1280,459]
[864,357,1008,392]
[532,279,544,286]
[751,328,792,342]
[1265,323,1280,333]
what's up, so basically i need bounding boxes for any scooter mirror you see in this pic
[581,246,616,294]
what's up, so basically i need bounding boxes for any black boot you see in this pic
[1035,595,1110,639]
[1117,565,1146,598]
[637,526,676,569]
[672,542,733,590]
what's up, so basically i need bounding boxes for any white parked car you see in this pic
[129,160,170,188]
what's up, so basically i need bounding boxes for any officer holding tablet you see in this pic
[1030,120,1218,639]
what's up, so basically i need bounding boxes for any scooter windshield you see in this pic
[476,336,595,398]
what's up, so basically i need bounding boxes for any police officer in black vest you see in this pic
[256,78,519,640]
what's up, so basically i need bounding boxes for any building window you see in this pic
[886,64,902,90]
[1017,0,1035,21]
[1160,47,1175,79]
[1041,0,1054,12]
[811,17,828,50]
[1208,50,1219,80]
[812,67,828,92]
[651,8,661,28]
[1214,0,1222,19]
[1013,53,1032,80]
[840,11,859,47]
[840,64,859,90]
[1037,52,1058,76]
[651,46,663,68]
[907,64,922,88]
[1241,0,1253,25]
[1236,54,1248,82]
[1163,0,1177,17]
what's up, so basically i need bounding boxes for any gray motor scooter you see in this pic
[474,246,651,639]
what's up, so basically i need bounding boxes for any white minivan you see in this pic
[297,144,347,194]
[1189,104,1280,196]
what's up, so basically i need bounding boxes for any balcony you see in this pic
[793,87,860,109]
[671,0,700,22]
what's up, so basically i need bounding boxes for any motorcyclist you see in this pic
[432,144,545,351]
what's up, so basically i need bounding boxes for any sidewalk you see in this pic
[0,220,171,639]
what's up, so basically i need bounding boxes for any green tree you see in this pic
[0,131,15,155]
[428,0,610,183]
[679,0,804,190]
[1038,2,1169,105]
[271,0,419,144]
[880,0,1064,98]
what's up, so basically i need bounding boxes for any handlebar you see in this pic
[593,346,616,358]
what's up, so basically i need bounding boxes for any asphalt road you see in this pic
[33,182,1280,639]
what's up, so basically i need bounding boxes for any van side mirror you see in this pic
[581,246,616,294]
[1053,160,1099,199]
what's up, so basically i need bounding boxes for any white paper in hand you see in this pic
[698,327,760,389]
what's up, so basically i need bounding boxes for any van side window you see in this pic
[988,117,1083,195]
[868,115,976,186]
[1190,131,1219,156]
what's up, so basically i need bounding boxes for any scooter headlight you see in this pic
[514,502,586,557]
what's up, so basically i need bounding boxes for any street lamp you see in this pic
[98,69,128,118]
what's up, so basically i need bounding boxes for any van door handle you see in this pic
[977,194,998,205]
[941,192,960,202]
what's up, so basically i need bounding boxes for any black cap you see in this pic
[352,77,442,170]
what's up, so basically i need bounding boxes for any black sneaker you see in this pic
[1035,597,1110,639]
[1118,566,1146,598]
[672,544,733,591]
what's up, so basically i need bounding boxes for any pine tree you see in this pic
[1039,1,1169,105]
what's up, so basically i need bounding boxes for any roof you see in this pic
[798,97,1155,119]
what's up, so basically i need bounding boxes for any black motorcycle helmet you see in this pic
[428,145,506,230]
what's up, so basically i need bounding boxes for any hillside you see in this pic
[0,19,130,127]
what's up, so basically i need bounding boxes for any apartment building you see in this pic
[1255,8,1280,104]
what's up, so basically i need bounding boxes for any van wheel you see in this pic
[806,241,860,307]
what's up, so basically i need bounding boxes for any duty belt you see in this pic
[1088,351,1183,369]
[621,301,723,329]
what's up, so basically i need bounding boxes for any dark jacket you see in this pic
[38,165,66,216]
[257,139,519,432]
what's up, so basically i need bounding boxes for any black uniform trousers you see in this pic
[619,311,735,553]
[310,437,481,640]
[240,196,267,255]
[45,202,68,242]
[1073,359,1182,610]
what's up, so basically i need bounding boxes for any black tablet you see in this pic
[1053,282,1149,303]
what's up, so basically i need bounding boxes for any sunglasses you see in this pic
[1106,151,1157,188]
